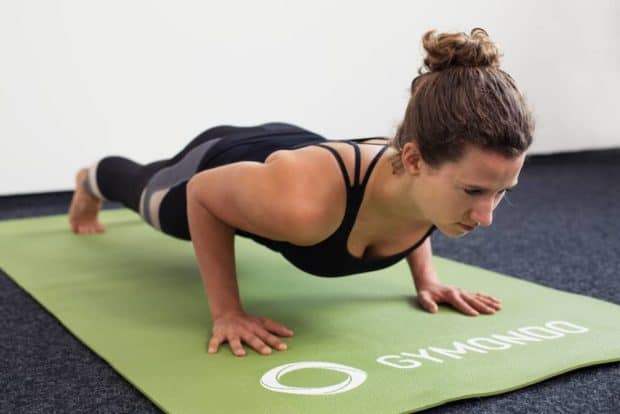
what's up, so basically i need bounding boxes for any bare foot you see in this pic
[68,168,106,234]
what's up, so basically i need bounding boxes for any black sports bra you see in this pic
[237,139,435,277]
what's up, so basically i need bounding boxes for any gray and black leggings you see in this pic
[84,125,238,240]
[84,123,324,240]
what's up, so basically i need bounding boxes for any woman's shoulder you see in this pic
[274,139,390,188]
[263,145,352,241]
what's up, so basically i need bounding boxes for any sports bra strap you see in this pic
[341,142,361,186]
[315,144,352,188]
[315,141,387,189]
[362,145,389,186]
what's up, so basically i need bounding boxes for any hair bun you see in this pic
[420,28,502,73]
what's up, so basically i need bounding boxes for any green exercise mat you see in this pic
[2,209,619,413]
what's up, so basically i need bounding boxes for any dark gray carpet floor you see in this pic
[1,149,619,413]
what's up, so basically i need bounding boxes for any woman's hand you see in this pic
[208,311,294,357]
[416,282,502,316]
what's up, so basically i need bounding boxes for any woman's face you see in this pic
[404,143,525,238]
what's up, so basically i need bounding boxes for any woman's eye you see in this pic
[465,188,513,196]
[464,189,482,196]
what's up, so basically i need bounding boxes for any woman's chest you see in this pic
[346,214,430,260]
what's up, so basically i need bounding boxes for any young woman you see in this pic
[68,28,535,357]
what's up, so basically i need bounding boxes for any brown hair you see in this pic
[391,28,535,171]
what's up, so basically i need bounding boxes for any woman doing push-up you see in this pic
[68,28,535,357]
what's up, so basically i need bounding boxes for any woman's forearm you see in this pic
[186,180,243,319]
[406,237,440,290]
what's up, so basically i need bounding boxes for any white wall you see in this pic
[1,0,619,195]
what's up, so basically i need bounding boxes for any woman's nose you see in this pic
[471,199,494,227]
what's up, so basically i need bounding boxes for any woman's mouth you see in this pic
[458,223,476,231]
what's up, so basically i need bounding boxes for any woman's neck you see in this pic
[365,148,430,229]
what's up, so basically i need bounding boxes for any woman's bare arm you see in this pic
[186,180,241,318]
[406,238,439,290]
[186,154,335,356]
[407,238,502,316]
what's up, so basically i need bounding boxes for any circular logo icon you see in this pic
[260,361,367,395]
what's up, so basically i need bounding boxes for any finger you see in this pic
[208,335,223,354]
[446,290,479,316]
[259,317,294,337]
[417,291,438,313]
[241,333,271,355]
[229,337,246,357]
[256,330,288,351]
[474,294,503,310]
[475,293,502,305]
[462,294,496,314]
[473,293,502,310]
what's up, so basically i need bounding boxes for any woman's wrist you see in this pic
[210,300,245,320]
[413,270,440,291]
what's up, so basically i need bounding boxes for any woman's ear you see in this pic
[401,141,424,175]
